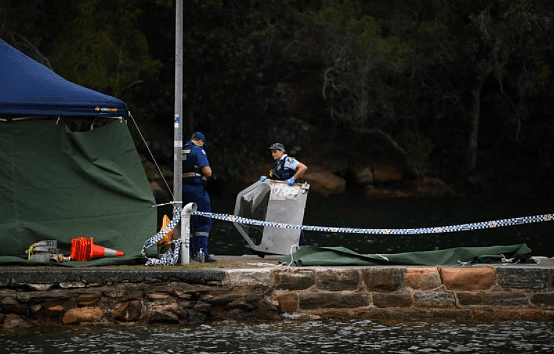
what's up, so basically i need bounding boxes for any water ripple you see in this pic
[1,319,553,353]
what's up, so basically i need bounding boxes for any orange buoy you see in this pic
[70,237,124,261]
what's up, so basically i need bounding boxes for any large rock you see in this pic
[354,160,404,185]
[440,267,495,291]
[354,165,374,185]
[409,177,457,197]
[303,171,346,196]
[1,314,33,329]
[62,306,105,324]
[405,267,442,290]
[372,160,404,183]
[112,300,142,321]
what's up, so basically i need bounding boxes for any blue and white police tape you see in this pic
[191,211,554,235]
[142,208,182,265]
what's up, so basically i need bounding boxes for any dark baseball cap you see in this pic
[269,142,285,151]
[192,132,207,147]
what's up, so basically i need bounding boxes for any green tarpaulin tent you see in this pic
[0,38,157,266]
[0,121,157,266]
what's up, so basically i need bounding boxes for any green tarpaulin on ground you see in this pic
[0,120,157,266]
[281,243,534,266]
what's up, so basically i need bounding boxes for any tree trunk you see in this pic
[467,87,481,174]
[466,70,491,174]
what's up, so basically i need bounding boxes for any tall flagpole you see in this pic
[173,0,183,241]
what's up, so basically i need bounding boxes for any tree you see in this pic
[403,0,554,183]
[3,0,554,192]
[461,0,554,175]
[49,0,162,100]
[302,0,554,185]
[302,0,426,174]
[166,0,313,172]
[1,0,163,120]
[0,0,67,67]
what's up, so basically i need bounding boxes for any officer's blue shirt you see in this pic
[273,154,299,180]
[182,141,209,185]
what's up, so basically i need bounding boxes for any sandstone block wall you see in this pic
[235,265,554,321]
[1,265,553,330]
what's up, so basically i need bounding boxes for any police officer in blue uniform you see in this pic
[182,132,216,263]
[260,142,308,245]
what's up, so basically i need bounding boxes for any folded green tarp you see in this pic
[0,120,157,267]
[280,243,534,266]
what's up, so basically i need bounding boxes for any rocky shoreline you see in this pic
[2,257,553,330]
[143,156,460,202]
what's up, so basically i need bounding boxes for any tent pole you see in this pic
[173,0,184,259]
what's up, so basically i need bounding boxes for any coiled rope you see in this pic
[142,207,182,265]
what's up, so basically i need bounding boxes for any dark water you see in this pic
[1,318,553,353]
[209,195,554,257]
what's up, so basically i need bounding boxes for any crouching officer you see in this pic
[260,142,308,245]
[182,132,216,263]
[265,142,307,185]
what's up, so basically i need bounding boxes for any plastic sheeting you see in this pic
[234,180,309,255]
[281,244,535,266]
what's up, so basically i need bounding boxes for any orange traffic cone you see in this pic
[70,237,124,261]
[156,215,174,245]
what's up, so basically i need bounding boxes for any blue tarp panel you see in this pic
[0,38,127,118]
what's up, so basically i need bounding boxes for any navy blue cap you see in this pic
[269,142,285,151]
[192,132,207,147]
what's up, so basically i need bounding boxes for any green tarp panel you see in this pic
[0,120,157,266]
[281,244,534,266]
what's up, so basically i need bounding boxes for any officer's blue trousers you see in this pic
[182,183,212,256]
[299,230,306,246]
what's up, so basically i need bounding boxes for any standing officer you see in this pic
[182,132,216,262]
[260,142,308,245]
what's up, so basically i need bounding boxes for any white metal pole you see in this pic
[173,0,183,246]
[181,203,197,264]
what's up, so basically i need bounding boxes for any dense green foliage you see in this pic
[2,0,553,195]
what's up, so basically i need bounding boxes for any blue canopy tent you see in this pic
[0,38,127,119]
[0,38,157,265]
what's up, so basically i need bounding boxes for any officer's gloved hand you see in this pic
[260,175,267,182]
[285,177,296,186]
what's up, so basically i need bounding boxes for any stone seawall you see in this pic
[1,263,554,330]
